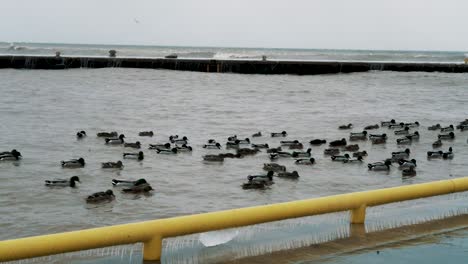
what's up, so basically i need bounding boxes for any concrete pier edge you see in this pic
[0,55,467,74]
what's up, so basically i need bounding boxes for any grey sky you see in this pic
[1,0,466,51]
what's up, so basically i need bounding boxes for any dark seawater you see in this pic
[0,42,467,63]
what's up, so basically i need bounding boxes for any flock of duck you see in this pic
[1,118,467,201]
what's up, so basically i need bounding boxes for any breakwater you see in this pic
[0,55,467,74]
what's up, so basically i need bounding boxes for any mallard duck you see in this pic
[349,131,367,140]
[149,143,171,149]
[203,155,224,162]
[171,136,188,144]
[353,151,367,157]
[324,148,340,155]
[427,150,443,158]
[289,142,304,149]
[123,151,144,160]
[404,122,420,127]
[124,141,141,149]
[295,158,315,165]
[0,149,22,160]
[402,167,416,177]
[432,140,442,148]
[45,176,80,187]
[218,153,242,158]
[344,144,359,152]
[76,131,86,139]
[169,135,179,141]
[237,148,260,156]
[329,138,347,147]
[389,123,405,129]
[156,148,178,154]
[398,159,417,169]
[113,179,153,193]
[226,140,241,148]
[86,190,115,203]
[394,127,410,135]
[252,132,262,137]
[280,140,300,146]
[61,158,85,168]
[271,131,287,137]
[339,123,353,129]
[176,144,193,152]
[292,148,312,157]
[392,148,410,159]
[442,147,454,159]
[438,132,455,140]
[428,124,441,130]
[277,171,299,179]
[97,131,118,138]
[112,178,148,187]
[371,137,387,144]
[406,131,420,140]
[252,143,269,149]
[102,160,123,169]
[139,131,154,137]
[396,137,412,145]
[364,124,379,130]
[331,153,350,162]
[263,163,286,172]
[105,134,125,144]
[441,125,454,132]
[381,119,396,127]
[309,139,326,145]
[246,171,274,184]
[203,143,222,149]
[369,133,387,139]
[368,160,392,171]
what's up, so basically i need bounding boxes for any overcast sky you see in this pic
[1,0,466,51]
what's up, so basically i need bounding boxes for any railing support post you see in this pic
[143,235,162,261]
[350,204,367,224]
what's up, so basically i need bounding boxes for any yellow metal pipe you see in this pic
[1,177,468,262]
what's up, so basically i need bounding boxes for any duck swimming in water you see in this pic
[123,151,144,160]
[368,160,392,171]
[86,190,115,203]
[114,179,153,193]
[394,127,410,135]
[371,137,386,144]
[242,171,274,189]
[349,131,367,141]
[112,178,148,187]
[203,143,222,149]
[105,134,125,144]
[176,144,193,152]
[389,123,405,129]
[139,131,154,137]
[227,135,237,141]
[402,167,416,177]
[427,150,443,158]
[428,124,441,130]
[292,148,312,158]
[441,125,454,132]
[277,171,299,179]
[271,131,287,137]
[263,163,286,172]
[102,160,124,169]
[432,139,442,148]
[381,119,396,127]
[124,141,141,149]
[97,131,118,138]
[329,138,347,147]
[331,153,350,162]
[252,132,262,137]
[156,148,178,154]
[438,132,455,140]
[203,154,224,162]
[406,131,420,140]
[404,122,420,127]
[237,148,260,156]
[149,143,171,149]
[218,153,242,159]
[443,147,454,159]
[392,149,410,159]
[76,131,86,139]
[289,142,304,149]
[0,149,22,160]
[61,158,85,168]
[344,144,359,152]
[295,158,315,165]
[45,176,80,187]
[353,150,367,157]
[309,139,326,145]
[172,136,188,145]
[324,148,340,155]
[252,143,269,149]
[364,124,379,130]
[398,159,417,169]
[339,123,353,129]
[396,137,411,145]
[280,140,300,146]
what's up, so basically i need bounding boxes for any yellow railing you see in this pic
[1,177,468,262]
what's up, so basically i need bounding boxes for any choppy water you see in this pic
[1,68,468,259]
[1,42,467,63]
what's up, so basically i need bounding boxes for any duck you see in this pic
[371,137,386,144]
[388,123,405,129]
[207,139,217,144]
[263,163,286,172]
[203,143,222,149]
[292,148,312,157]
[172,137,188,145]
[86,190,115,203]
[124,141,141,149]
[237,148,260,156]
[458,124,468,131]
[218,153,242,159]
[246,171,274,185]
[441,125,454,132]
[97,131,118,138]
[404,121,420,127]
[369,133,387,139]
[0,150,22,160]
[392,149,410,159]
[432,140,442,148]
[252,143,269,149]
[438,132,455,140]
[270,151,293,159]
[365,124,379,130]
[112,178,148,186]
[242,181,267,189]
[344,144,359,152]
[149,143,171,149]
[76,131,86,139]
[203,155,224,162]
[252,132,262,137]
[122,184,153,193]
[344,156,363,163]
[368,160,392,171]
[237,138,250,144]
[271,131,287,137]
[176,144,193,152]
[394,127,410,135]
[339,123,353,129]
[105,134,125,144]
[406,131,420,140]
[295,158,315,165]
[226,140,241,148]
[402,167,416,177]
[102,160,124,169]
[381,119,396,127]
[353,151,367,157]
[331,153,350,162]
[428,124,441,130]
[289,142,304,149]
[277,171,299,179]
[156,148,178,154]
[169,135,179,140]
[396,137,411,145]
[349,131,367,140]
[442,147,454,159]
[227,135,237,141]
[266,146,282,153]
[61,158,85,168]
[309,139,326,145]
[118,179,153,193]
[138,131,154,137]
[427,150,443,158]
[329,138,347,147]
[45,176,80,187]
[398,159,417,169]
[280,140,300,146]
[123,151,144,160]
[324,148,340,155]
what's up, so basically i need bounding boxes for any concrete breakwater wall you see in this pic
[0,55,467,74]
